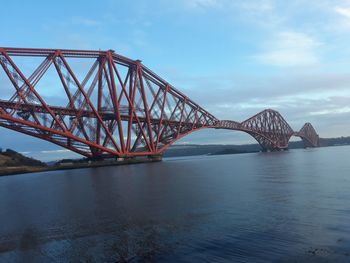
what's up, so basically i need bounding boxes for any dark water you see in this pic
[1,146,350,262]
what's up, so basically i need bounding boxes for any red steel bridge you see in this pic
[0,47,319,159]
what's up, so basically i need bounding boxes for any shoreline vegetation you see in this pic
[0,151,162,176]
[1,136,350,176]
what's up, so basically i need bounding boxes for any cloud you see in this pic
[185,0,224,9]
[239,0,274,13]
[184,0,274,12]
[335,6,350,18]
[164,67,350,139]
[254,31,322,67]
[333,6,350,30]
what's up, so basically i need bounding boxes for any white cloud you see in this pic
[185,0,224,9]
[333,6,350,30]
[309,107,350,116]
[335,6,350,18]
[254,31,322,67]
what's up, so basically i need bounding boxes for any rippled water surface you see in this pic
[1,146,350,262]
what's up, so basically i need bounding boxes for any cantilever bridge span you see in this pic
[0,47,319,158]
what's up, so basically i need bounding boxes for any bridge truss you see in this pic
[0,47,319,158]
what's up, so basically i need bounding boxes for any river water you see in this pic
[1,146,350,262]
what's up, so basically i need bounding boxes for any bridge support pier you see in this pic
[147,154,163,161]
[261,147,288,152]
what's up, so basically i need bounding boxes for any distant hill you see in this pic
[318,136,350,147]
[163,144,259,157]
[163,136,350,157]
[0,149,46,167]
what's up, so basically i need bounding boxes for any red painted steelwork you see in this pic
[0,47,319,158]
[294,123,319,147]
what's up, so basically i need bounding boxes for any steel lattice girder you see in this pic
[216,109,295,150]
[294,123,319,147]
[0,47,319,157]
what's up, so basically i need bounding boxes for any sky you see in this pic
[1,0,350,161]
